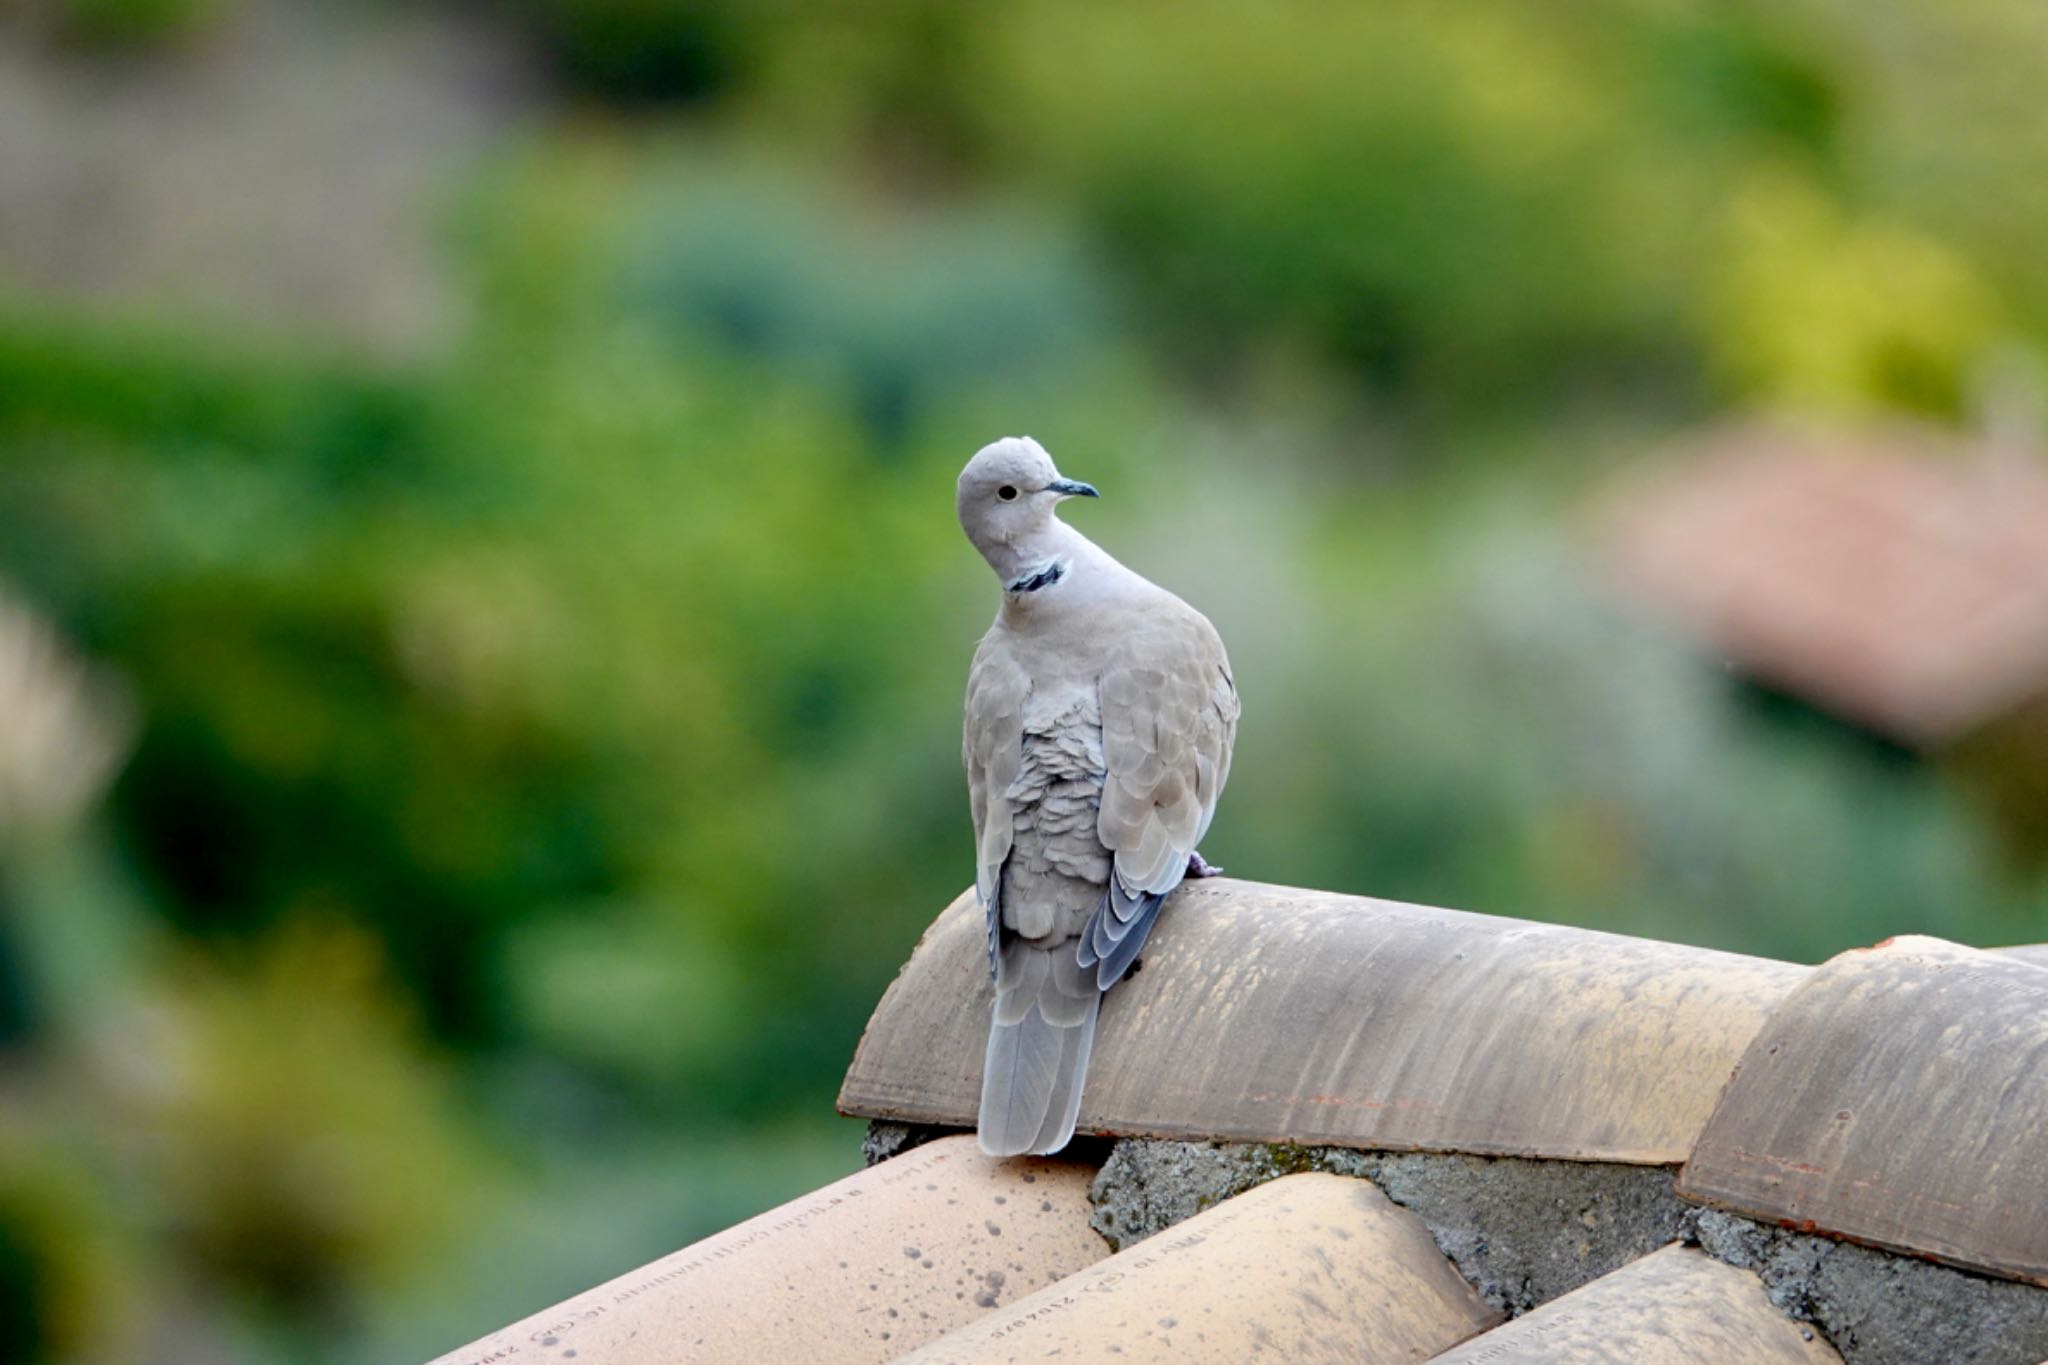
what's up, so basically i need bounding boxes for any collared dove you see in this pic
[957,436,1239,1157]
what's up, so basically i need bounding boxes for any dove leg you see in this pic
[1186,849,1224,878]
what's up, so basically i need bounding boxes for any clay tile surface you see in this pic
[1677,936,2048,1286]
[1424,1244,1841,1364]
[840,879,1807,1163]
[893,1172,1501,1364]
[424,1136,1106,1365]
[1598,420,2048,745]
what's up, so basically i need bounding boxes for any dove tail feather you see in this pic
[978,944,1102,1157]
[1026,1002,1096,1154]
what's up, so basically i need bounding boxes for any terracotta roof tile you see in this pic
[1424,1244,1841,1363]
[425,1136,1104,1365]
[1677,936,2048,1286]
[840,879,1806,1163]
[432,883,2048,1364]
[893,1173,1500,1364]
[1598,421,2048,744]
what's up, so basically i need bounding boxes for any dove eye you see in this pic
[997,485,1019,501]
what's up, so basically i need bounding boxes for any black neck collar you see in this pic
[1006,560,1067,595]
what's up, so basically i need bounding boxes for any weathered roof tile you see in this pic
[894,1172,1501,1364]
[1677,936,2048,1286]
[1424,1244,1841,1363]
[840,880,1806,1163]
[425,1136,1105,1365]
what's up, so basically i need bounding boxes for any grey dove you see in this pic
[957,436,1239,1157]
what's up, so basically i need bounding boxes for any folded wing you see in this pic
[1080,606,1239,989]
[963,633,1029,977]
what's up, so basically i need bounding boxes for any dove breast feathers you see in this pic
[964,584,1239,941]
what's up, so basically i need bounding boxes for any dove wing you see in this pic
[1081,600,1239,988]
[964,627,1030,978]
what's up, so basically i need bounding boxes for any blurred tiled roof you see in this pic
[431,880,2048,1364]
[1596,420,2048,746]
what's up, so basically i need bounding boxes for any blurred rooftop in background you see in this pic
[1600,417,2048,747]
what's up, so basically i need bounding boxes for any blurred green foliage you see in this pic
[722,0,2048,423]
[0,1129,136,1365]
[510,0,752,103]
[123,923,473,1309]
[30,0,228,47]
[2,0,2047,1359]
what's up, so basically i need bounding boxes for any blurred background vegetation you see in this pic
[2,0,2046,1359]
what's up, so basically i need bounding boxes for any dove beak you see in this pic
[1047,478,1100,500]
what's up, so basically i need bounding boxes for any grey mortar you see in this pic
[1086,1138,1689,1315]
[1084,1137,2048,1365]
[1693,1209,2048,1365]
[861,1119,961,1166]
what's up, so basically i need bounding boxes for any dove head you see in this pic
[956,436,1099,588]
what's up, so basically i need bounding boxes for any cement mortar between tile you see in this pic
[1078,1136,2048,1365]
[862,1120,963,1166]
[1692,1211,2048,1365]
